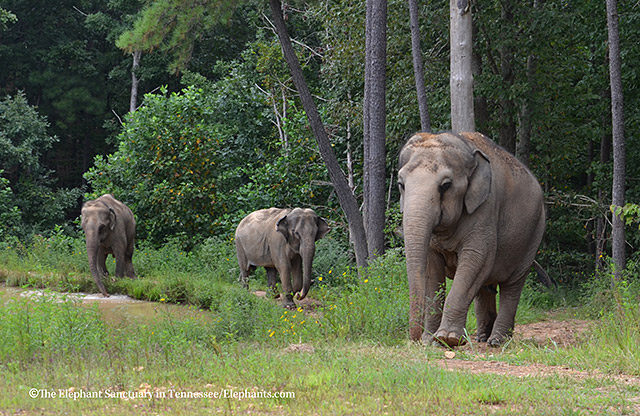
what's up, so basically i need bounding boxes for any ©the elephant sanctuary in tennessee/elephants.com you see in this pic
[235,207,329,309]
[398,131,547,348]
[81,194,136,297]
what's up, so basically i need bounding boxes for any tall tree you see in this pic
[363,0,388,257]
[498,0,516,153]
[450,0,474,132]
[606,0,626,277]
[269,0,369,269]
[408,0,431,132]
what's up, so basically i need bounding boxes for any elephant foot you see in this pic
[476,332,490,343]
[282,301,296,310]
[486,331,512,348]
[281,296,296,310]
[434,328,466,347]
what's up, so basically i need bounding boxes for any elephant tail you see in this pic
[533,260,557,289]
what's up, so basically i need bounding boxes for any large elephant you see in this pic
[81,194,136,297]
[235,208,329,309]
[398,132,545,347]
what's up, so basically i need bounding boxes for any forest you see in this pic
[1,0,639,277]
[1,0,640,414]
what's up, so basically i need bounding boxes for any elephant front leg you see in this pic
[276,264,296,310]
[421,250,446,344]
[474,284,497,343]
[435,247,494,347]
[97,248,109,278]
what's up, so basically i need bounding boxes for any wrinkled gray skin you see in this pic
[398,132,545,347]
[81,194,136,297]
[235,208,329,309]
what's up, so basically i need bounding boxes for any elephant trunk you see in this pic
[296,239,315,300]
[403,190,439,341]
[86,230,107,296]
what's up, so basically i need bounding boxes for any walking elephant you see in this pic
[235,208,329,309]
[81,194,136,297]
[397,132,546,347]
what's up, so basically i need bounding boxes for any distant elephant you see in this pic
[81,194,136,297]
[235,208,329,309]
[398,132,546,347]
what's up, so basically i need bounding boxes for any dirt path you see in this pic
[434,319,640,387]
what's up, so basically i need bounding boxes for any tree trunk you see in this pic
[606,0,626,278]
[472,20,488,134]
[450,0,474,133]
[129,50,141,113]
[364,0,387,258]
[269,0,369,269]
[516,53,535,167]
[498,0,516,154]
[408,0,431,132]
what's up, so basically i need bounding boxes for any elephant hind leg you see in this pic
[474,284,497,343]
[239,265,255,289]
[487,273,527,347]
[266,267,280,298]
[125,241,136,278]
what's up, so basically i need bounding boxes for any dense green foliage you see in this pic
[0,93,82,238]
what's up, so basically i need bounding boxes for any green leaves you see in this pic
[116,0,237,73]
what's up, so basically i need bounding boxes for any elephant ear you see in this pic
[108,207,117,230]
[315,217,329,241]
[276,215,290,241]
[464,149,492,214]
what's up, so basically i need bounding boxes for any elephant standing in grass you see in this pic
[81,194,136,297]
[235,208,329,309]
[398,132,546,347]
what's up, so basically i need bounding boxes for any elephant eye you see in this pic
[398,182,405,192]
[439,180,452,196]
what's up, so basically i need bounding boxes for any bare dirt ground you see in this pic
[436,319,640,387]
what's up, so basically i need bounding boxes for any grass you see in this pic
[1,233,640,414]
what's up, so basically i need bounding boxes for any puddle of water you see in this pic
[0,285,212,326]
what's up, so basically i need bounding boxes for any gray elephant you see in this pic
[81,194,136,297]
[398,132,545,347]
[235,208,329,309]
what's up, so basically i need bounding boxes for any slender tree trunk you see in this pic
[472,20,488,134]
[269,0,369,268]
[363,0,372,234]
[129,50,141,113]
[450,0,474,133]
[606,0,626,277]
[408,0,431,131]
[498,0,516,154]
[364,0,387,258]
[516,53,535,167]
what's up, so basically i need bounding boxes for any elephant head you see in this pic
[398,132,492,341]
[276,208,329,300]
[81,201,116,296]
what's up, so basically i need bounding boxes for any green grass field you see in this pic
[1,234,639,415]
